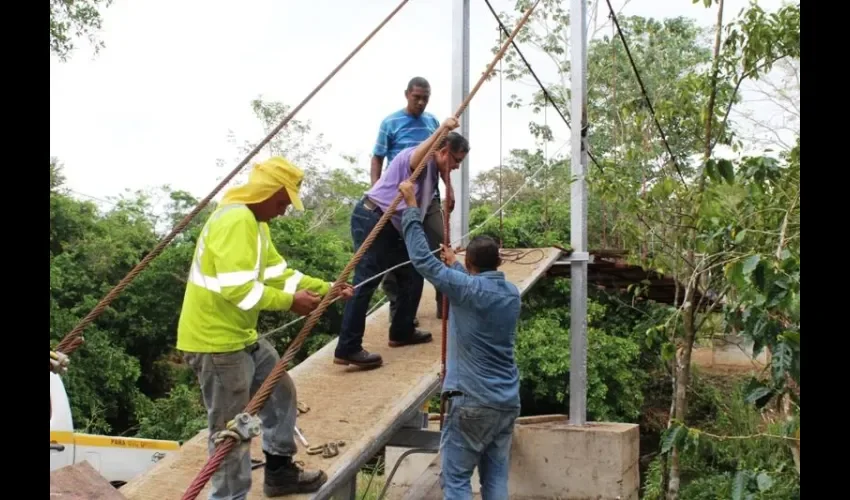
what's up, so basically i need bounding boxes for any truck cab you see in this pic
[50,372,181,487]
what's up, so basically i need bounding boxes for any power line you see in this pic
[603,0,685,183]
[483,0,602,172]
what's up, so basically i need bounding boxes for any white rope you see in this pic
[258,148,563,341]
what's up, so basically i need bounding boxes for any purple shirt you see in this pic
[365,146,437,232]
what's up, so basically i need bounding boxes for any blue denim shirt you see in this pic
[401,207,521,409]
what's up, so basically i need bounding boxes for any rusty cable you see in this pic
[499,248,546,265]
[180,2,540,497]
[439,172,452,430]
[52,0,414,360]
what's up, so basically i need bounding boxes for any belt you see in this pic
[442,390,463,399]
[245,342,260,353]
[363,196,383,214]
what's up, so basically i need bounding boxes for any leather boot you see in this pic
[333,349,383,368]
[388,329,433,347]
[263,455,327,496]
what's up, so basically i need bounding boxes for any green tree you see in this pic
[50,0,114,61]
[50,94,378,437]
[491,1,799,497]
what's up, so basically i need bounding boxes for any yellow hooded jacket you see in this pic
[176,159,331,353]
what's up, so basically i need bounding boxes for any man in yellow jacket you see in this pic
[177,157,353,499]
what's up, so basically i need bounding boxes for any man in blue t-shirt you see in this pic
[370,77,453,326]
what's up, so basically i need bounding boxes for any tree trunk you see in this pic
[659,359,676,498]
[666,282,697,500]
[783,392,800,474]
[667,1,725,496]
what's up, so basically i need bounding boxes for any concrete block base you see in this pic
[389,414,640,500]
[509,415,640,500]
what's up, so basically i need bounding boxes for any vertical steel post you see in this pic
[568,0,589,426]
[450,0,471,247]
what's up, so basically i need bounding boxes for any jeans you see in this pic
[183,339,298,500]
[382,195,444,320]
[439,395,520,500]
[336,198,425,357]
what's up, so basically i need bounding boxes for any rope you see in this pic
[52,0,414,360]
[256,206,553,344]
[439,172,452,430]
[498,248,546,265]
[257,129,578,344]
[180,2,541,498]
[498,26,504,247]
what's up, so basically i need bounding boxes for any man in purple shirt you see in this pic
[334,117,470,368]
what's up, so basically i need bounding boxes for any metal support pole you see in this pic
[568,0,589,426]
[450,0,471,247]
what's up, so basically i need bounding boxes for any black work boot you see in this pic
[389,329,433,348]
[263,454,327,496]
[333,349,383,368]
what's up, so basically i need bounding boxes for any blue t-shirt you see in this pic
[373,109,441,200]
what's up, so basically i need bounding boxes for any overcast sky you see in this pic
[49,0,794,205]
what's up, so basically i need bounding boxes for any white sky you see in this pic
[49,0,794,204]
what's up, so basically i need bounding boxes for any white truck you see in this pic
[50,372,182,487]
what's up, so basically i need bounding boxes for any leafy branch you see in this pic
[661,421,798,456]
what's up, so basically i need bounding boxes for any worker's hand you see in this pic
[336,283,355,301]
[50,350,70,375]
[291,290,322,316]
[399,180,417,207]
[441,244,457,266]
[441,117,460,131]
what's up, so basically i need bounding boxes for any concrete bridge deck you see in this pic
[119,247,564,499]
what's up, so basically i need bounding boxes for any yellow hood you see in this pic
[221,157,305,211]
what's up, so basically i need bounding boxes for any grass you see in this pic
[355,470,387,500]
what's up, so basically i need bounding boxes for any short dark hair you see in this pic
[438,131,470,154]
[466,236,500,271]
[407,77,430,92]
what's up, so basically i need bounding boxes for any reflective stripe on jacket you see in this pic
[176,204,331,353]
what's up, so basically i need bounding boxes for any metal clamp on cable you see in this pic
[213,413,261,445]
[50,350,70,374]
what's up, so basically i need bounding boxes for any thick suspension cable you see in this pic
[53,0,414,358]
[180,2,541,498]
[603,0,685,183]
[439,172,452,430]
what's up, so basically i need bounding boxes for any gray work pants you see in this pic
[184,339,297,500]
[382,196,445,320]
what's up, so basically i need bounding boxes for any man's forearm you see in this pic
[402,207,470,303]
[402,208,440,278]
[370,156,384,185]
[410,130,443,173]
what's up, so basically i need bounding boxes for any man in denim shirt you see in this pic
[398,180,522,500]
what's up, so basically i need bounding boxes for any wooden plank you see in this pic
[50,461,127,500]
[120,247,563,500]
